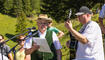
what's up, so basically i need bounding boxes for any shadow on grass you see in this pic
[5,33,17,42]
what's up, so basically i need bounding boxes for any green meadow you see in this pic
[0,13,104,60]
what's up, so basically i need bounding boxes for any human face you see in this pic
[20,40,25,47]
[19,36,25,47]
[77,14,87,24]
[37,20,48,33]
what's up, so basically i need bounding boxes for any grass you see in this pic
[0,13,71,60]
[0,13,104,60]
[0,13,38,47]
[0,13,17,48]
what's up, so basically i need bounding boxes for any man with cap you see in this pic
[24,14,62,60]
[65,6,104,60]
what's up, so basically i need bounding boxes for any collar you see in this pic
[38,30,47,38]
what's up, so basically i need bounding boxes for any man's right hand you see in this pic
[32,42,40,51]
[25,42,40,55]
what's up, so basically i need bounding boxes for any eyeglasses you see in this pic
[48,22,52,24]
[38,22,48,25]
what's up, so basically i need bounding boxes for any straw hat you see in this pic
[37,14,52,22]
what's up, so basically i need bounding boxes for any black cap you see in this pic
[75,6,92,16]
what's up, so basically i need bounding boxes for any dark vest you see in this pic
[31,30,57,60]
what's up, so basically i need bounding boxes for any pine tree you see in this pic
[41,0,68,22]
[0,0,5,13]
[30,0,41,15]
[3,0,13,14]
[41,0,102,22]
[22,0,32,16]
[13,0,23,16]
[16,11,27,34]
[30,0,40,12]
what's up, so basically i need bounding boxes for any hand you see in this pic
[66,40,70,48]
[25,42,40,55]
[65,20,73,30]
[32,42,40,50]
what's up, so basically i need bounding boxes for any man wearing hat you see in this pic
[24,14,62,60]
[65,6,104,60]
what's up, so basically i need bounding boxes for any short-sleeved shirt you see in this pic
[47,27,60,34]
[24,30,62,50]
[76,21,104,60]
[0,53,9,60]
[99,4,105,18]
[16,50,25,60]
[0,44,10,58]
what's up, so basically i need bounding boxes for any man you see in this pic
[24,14,62,60]
[0,34,13,60]
[47,17,64,38]
[65,6,104,60]
[99,4,105,34]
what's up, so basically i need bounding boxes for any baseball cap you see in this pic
[75,6,92,16]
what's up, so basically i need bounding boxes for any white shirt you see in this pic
[0,53,9,60]
[76,21,104,60]
[99,4,105,18]
[24,30,62,50]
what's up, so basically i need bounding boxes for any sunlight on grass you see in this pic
[0,13,104,60]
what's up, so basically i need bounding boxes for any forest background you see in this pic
[0,0,105,60]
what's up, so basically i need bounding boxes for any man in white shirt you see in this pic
[24,14,62,60]
[65,6,104,60]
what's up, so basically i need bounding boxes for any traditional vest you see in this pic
[31,30,57,60]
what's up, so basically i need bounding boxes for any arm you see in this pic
[25,43,39,55]
[6,45,13,60]
[24,55,31,60]
[69,27,88,44]
[58,31,64,38]
[8,53,13,60]
[56,49,62,60]
[53,27,64,38]
[53,32,62,60]
[99,17,105,34]
[65,21,88,44]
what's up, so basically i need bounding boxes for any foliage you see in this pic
[0,0,104,22]
[1,12,105,60]
[30,0,40,13]
[2,0,13,14]
[0,13,17,48]
[15,12,27,34]
[22,0,31,16]
[41,0,68,22]
[41,0,103,22]
[0,13,36,48]
[0,0,40,17]
[0,1,105,59]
